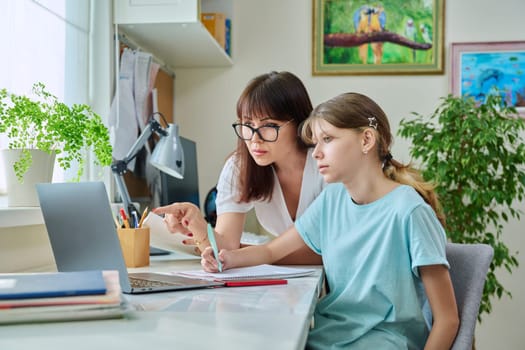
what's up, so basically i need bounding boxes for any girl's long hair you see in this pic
[301,92,445,226]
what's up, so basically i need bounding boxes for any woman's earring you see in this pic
[362,149,368,155]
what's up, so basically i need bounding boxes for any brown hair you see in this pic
[233,71,313,202]
[301,92,445,226]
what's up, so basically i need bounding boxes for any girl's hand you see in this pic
[201,246,230,272]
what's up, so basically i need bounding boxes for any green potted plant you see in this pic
[398,93,525,321]
[0,82,113,206]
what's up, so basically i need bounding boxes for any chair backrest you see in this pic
[446,243,494,350]
[204,186,218,227]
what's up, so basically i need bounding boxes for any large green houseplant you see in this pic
[0,82,112,182]
[398,93,525,321]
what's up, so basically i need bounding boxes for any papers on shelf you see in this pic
[172,264,316,281]
[0,270,131,325]
[143,212,200,260]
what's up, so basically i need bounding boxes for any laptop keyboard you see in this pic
[129,277,180,288]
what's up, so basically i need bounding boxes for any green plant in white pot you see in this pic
[0,82,113,206]
[398,93,525,321]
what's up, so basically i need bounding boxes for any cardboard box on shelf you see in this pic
[201,12,226,49]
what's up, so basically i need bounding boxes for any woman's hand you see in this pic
[153,203,208,246]
[201,246,231,272]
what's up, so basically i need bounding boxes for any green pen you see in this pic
[207,223,223,272]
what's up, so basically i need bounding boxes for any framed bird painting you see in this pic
[312,0,445,75]
[450,41,525,117]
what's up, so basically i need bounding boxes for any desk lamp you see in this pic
[111,112,185,217]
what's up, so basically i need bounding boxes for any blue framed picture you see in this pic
[451,41,525,116]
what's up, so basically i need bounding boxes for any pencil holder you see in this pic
[116,227,150,268]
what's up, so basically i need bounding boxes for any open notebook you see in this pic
[172,264,316,281]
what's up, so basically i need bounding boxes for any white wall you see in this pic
[172,0,525,348]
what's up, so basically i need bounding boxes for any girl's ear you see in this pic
[361,128,377,153]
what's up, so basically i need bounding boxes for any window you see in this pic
[0,0,90,193]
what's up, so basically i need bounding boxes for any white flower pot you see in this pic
[1,149,55,207]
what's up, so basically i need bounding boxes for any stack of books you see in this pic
[0,270,130,325]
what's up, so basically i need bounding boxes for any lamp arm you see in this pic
[123,123,153,164]
[111,117,168,215]
[113,170,135,216]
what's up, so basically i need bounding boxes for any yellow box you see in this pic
[117,227,150,268]
[201,12,226,49]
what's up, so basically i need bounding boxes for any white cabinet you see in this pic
[113,0,232,68]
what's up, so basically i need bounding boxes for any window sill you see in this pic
[0,194,126,229]
[0,196,45,228]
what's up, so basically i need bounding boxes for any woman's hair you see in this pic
[301,92,445,226]
[233,71,313,202]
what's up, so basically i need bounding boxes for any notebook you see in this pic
[174,264,316,281]
[0,270,106,300]
[36,182,224,294]
[0,271,128,324]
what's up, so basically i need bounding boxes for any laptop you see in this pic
[36,182,224,294]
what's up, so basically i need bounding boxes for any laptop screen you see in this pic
[36,182,131,290]
[36,182,224,294]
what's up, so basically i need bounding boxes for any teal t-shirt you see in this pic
[295,184,448,350]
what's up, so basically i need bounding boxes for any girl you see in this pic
[154,71,325,264]
[200,92,459,349]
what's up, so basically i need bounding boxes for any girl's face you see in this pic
[240,116,297,166]
[310,119,364,184]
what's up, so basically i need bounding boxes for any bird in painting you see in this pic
[419,23,433,62]
[405,18,416,61]
[369,5,386,63]
[419,23,432,44]
[353,4,387,64]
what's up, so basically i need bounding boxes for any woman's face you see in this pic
[239,116,297,166]
[310,119,363,184]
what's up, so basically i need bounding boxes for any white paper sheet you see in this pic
[142,212,200,260]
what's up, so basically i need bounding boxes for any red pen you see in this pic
[224,279,288,287]
[119,208,130,228]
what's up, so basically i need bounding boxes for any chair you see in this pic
[204,186,218,227]
[446,243,494,350]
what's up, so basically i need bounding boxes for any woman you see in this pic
[200,92,459,349]
[154,71,325,264]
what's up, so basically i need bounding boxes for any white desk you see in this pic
[0,257,323,350]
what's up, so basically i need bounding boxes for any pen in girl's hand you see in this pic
[207,223,222,272]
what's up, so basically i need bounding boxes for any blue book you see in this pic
[225,18,231,56]
[0,270,107,300]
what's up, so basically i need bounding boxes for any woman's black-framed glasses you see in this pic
[232,120,293,142]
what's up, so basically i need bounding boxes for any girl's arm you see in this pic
[201,226,309,271]
[154,203,321,265]
[420,265,459,350]
[153,204,246,251]
[273,244,322,265]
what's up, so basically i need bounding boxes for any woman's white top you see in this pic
[215,148,326,236]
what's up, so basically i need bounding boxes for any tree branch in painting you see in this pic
[324,32,432,50]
